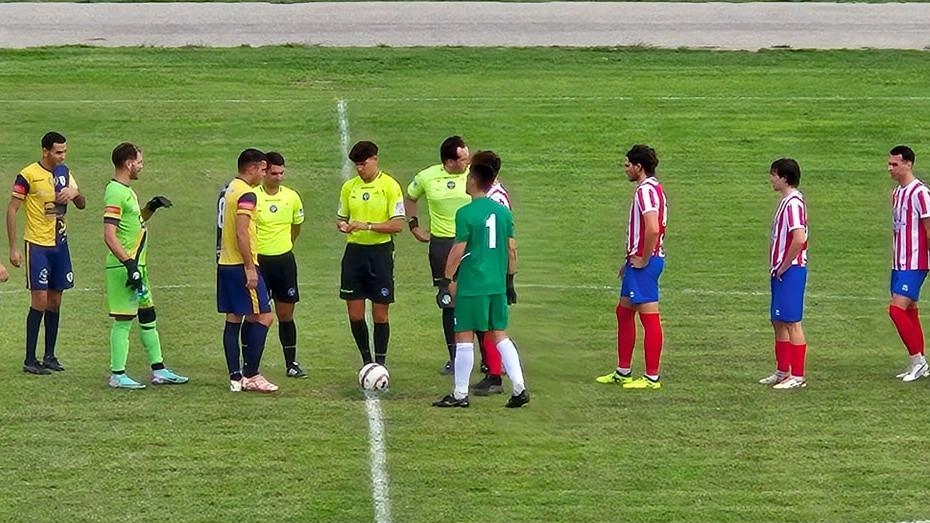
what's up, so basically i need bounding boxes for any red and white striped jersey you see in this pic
[892,178,930,270]
[487,181,511,210]
[770,190,808,271]
[626,177,667,259]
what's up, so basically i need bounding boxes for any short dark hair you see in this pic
[469,162,497,192]
[471,150,501,176]
[890,145,916,164]
[770,158,801,187]
[42,131,66,150]
[266,151,285,167]
[626,144,659,176]
[440,136,467,163]
[238,148,267,171]
[349,141,378,163]
[111,142,141,168]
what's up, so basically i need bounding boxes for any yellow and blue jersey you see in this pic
[217,177,259,266]
[12,162,79,247]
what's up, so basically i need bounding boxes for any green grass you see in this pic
[1,46,930,523]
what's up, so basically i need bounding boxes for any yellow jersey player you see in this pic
[337,141,405,368]
[217,149,276,393]
[255,151,307,378]
[7,131,86,375]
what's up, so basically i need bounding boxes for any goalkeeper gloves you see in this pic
[122,259,145,294]
[436,277,454,309]
[145,195,173,213]
[506,273,517,305]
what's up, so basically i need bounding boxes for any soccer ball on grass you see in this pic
[358,363,390,392]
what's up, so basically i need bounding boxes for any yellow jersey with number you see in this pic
[217,177,258,266]
[12,162,79,247]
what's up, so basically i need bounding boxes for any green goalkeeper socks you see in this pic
[109,320,132,372]
[140,321,164,366]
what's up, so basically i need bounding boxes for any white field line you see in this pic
[364,390,393,523]
[336,98,351,180]
[0,281,886,302]
[4,95,930,104]
[337,97,392,523]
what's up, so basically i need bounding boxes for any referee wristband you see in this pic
[407,216,419,231]
[367,222,372,231]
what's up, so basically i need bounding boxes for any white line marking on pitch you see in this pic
[364,390,393,523]
[336,98,351,180]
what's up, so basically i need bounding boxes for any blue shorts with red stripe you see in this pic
[890,269,928,302]
[771,266,807,322]
[216,264,272,315]
[26,241,73,291]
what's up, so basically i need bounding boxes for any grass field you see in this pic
[1,47,930,523]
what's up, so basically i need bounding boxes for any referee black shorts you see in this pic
[340,241,395,304]
[428,237,455,286]
[257,251,300,304]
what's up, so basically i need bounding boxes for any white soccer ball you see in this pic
[358,363,390,392]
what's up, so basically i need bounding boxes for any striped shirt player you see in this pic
[760,159,810,390]
[597,145,667,390]
[886,145,930,382]
[487,181,511,210]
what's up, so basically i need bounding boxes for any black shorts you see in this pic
[340,242,395,304]
[429,237,455,285]
[257,251,300,304]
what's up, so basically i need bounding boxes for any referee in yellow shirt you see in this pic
[337,141,405,367]
[405,136,472,374]
[256,152,306,378]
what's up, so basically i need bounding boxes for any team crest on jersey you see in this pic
[269,205,278,213]
[362,192,371,201]
[447,181,456,190]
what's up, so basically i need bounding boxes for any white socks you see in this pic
[496,337,526,395]
[453,342,474,399]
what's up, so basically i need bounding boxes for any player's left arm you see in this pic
[291,192,305,242]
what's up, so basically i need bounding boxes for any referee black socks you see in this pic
[374,322,389,365]
[279,320,297,366]
[350,319,372,364]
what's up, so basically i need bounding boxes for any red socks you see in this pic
[791,343,806,377]
[890,305,925,356]
[483,332,502,376]
[616,304,636,369]
[775,340,792,374]
[640,312,663,377]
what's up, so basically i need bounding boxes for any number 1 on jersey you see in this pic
[485,214,497,249]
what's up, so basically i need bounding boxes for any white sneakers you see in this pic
[772,376,807,389]
[899,360,929,382]
[758,372,789,385]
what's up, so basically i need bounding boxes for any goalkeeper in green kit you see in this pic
[103,143,188,389]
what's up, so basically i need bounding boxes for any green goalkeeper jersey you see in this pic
[103,180,147,268]
[454,197,513,297]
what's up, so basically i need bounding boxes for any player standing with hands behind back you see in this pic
[596,144,667,390]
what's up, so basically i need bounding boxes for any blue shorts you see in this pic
[25,241,73,291]
[771,266,807,322]
[216,264,272,315]
[620,256,664,304]
[890,269,928,301]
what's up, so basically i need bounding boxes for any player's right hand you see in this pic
[436,277,454,309]
[245,266,258,289]
[0,262,8,282]
[122,259,144,293]
[9,248,21,268]
[506,273,517,305]
[411,226,430,243]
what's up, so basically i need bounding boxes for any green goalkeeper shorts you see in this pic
[106,264,154,316]
[454,294,508,333]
